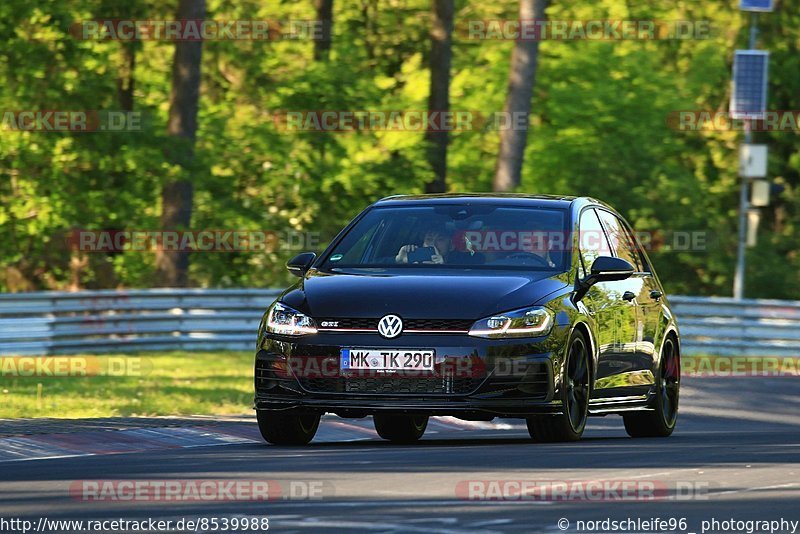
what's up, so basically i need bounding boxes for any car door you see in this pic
[595,209,655,395]
[616,215,665,372]
[577,208,639,397]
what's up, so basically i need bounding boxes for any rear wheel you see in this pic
[527,330,590,442]
[257,410,320,445]
[373,414,428,443]
[623,336,680,437]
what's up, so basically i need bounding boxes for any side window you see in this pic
[618,217,650,272]
[596,210,642,271]
[341,222,381,263]
[578,209,612,278]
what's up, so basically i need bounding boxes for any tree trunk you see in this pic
[360,0,377,60]
[154,0,206,287]
[493,0,549,192]
[312,0,334,162]
[313,0,334,61]
[117,42,136,111]
[424,0,454,194]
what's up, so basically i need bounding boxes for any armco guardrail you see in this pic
[0,289,281,355]
[669,297,800,356]
[0,290,798,357]
[669,295,800,357]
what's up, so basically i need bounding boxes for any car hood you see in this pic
[280,269,570,320]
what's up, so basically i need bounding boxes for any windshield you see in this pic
[320,204,569,272]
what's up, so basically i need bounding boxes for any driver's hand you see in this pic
[424,246,444,265]
[395,244,417,264]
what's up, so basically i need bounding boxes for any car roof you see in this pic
[372,193,618,215]
[375,193,578,208]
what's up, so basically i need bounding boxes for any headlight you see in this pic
[468,307,553,339]
[265,302,318,336]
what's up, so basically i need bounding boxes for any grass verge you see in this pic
[0,351,253,419]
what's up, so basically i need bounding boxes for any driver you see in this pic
[513,230,557,267]
[395,226,451,264]
[395,224,484,265]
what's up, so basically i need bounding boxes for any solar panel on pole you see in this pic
[730,50,769,120]
[740,0,774,12]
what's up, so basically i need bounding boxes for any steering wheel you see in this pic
[503,252,551,266]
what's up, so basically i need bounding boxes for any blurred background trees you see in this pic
[0,0,798,298]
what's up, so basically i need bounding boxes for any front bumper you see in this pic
[254,328,569,418]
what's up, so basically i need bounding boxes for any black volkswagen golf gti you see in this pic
[255,194,680,445]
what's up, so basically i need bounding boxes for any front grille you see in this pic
[298,375,482,395]
[317,318,472,332]
[406,318,473,331]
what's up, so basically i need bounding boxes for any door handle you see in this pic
[650,290,663,301]
[622,291,636,302]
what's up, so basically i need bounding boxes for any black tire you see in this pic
[256,410,320,445]
[527,329,591,443]
[623,336,680,438]
[373,414,428,443]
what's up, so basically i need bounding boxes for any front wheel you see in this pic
[373,414,428,443]
[257,410,320,445]
[528,329,591,442]
[623,336,680,438]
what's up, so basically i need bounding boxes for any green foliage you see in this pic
[1,0,798,298]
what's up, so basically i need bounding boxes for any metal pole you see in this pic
[733,13,759,300]
[749,13,759,49]
[733,126,750,300]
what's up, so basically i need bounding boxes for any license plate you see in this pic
[341,349,435,371]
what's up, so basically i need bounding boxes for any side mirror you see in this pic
[586,256,635,285]
[572,256,634,303]
[287,252,317,278]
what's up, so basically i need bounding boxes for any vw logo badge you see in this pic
[377,314,403,339]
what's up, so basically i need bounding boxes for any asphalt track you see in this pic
[1,376,799,533]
